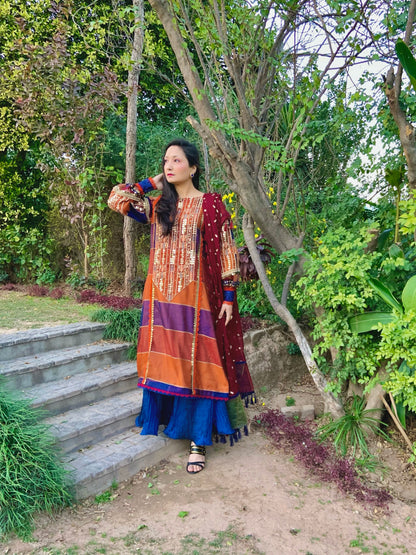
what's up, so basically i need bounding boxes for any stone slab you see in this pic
[0,341,130,388]
[24,361,137,415]
[65,429,187,500]
[0,322,107,361]
[45,389,143,454]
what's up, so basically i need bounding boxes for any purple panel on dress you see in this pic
[141,300,215,337]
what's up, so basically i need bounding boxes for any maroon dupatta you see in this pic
[201,193,255,402]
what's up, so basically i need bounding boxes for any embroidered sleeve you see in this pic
[107,178,157,223]
[220,220,240,305]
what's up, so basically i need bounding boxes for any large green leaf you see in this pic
[396,38,416,93]
[348,311,396,333]
[377,228,393,251]
[388,243,404,259]
[368,277,403,313]
[395,399,407,430]
[402,275,416,312]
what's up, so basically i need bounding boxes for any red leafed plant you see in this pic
[77,289,141,310]
[257,409,392,511]
[238,236,274,281]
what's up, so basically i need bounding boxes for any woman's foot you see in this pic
[186,442,206,474]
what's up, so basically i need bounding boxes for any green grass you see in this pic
[0,291,100,331]
[0,377,74,540]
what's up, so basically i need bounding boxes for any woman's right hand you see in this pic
[153,173,164,190]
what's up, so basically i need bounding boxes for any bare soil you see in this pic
[3,383,416,555]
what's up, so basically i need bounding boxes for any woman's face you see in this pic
[163,146,196,186]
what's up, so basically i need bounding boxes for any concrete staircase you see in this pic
[0,322,185,500]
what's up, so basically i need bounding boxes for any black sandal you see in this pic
[186,443,206,474]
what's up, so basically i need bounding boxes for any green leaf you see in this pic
[398,360,415,376]
[396,39,416,93]
[178,511,189,518]
[385,167,403,189]
[388,244,404,259]
[395,400,407,430]
[377,229,393,251]
[402,275,416,312]
[348,311,396,333]
[368,277,403,313]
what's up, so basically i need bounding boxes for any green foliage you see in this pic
[399,189,416,235]
[395,38,416,93]
[0,377,73,540]
[379,321,416,412]
[294,227,382,391]
[287,342,301,355]
[94,482,118,505]
[347,275,416,414]
[0,226,56,283]
[317,396,389,457]
[237,280,279,322]
[91,308,141,360]
[0,147,59,282]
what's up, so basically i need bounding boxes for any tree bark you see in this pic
[148,0,300,256]
[242,213,344,418]
[384,0,416,191]
[123,0,144,295]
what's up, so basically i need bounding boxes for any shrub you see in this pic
[78,289,140,310]
[27,284,49,297]
[0,377,73,540]
[316,395,389,457]
[91,308,142,360]
[49,287,65,300]
[0,283,17,291]
[240,315,264,333]
[257,408,391,511]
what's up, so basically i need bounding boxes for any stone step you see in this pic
[1,322,186,502]
[66,428,187,500]
[45,389,143,454]
[0,322,107,362]
[24,361,138,416]
[0,341,130,389]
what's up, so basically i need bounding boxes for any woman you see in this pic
[108,139,254,474]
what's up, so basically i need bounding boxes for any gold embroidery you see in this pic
[143,280,155,384]
[220,222,240,279]
[152,197,204,301]
[191,241,202,395]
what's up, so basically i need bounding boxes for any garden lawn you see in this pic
[0,291,100,332]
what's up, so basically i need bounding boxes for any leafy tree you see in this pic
[144,0,397,415]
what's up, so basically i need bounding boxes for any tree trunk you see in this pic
[123,0,144,296]
[384,0,416,191]
[363,367,388,421]
[242,214,344,418]
[148,0,300,257]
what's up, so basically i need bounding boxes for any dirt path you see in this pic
[4,424,416,555]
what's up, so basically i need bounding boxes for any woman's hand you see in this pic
[153,173,164,190]
[219,302,233,326]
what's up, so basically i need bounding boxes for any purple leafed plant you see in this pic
[27,284,49,297]
[77,289,141,310]
[49,287,65,299]
[1,283,17,291]
[257,409,392,511]
[240,315,263,333]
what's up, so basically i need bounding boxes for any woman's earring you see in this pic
[191,173,194,178]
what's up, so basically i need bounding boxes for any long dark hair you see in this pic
[156,139,201,236]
